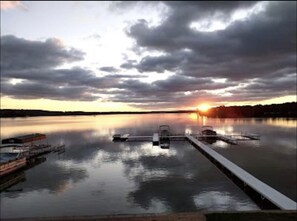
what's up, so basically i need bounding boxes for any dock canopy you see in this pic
[2,133,46,144]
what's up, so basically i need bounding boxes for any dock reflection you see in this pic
[0,171,26,192]
[0,157,47,192]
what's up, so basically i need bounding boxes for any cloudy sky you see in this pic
[0,1,296,111]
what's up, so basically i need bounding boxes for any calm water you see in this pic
[0,114,296,218]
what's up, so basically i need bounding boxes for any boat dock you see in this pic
[112,126,297,210]
[113,133,256,144]
[28,144,54,158]
[1,134,66,177]
[242,133,261,140]
[217,134,238,144]
[186,135,296,210]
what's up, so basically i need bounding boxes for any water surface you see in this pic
[0,114,296,218]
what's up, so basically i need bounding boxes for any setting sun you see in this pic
[197,104,211,112]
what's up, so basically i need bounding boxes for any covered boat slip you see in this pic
[1,133,46,144]
[0,134,65,177]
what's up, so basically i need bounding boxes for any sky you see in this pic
[0,1,296,111]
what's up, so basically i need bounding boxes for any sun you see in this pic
[197,104,210,112]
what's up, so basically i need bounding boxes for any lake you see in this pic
[0,114,296,218]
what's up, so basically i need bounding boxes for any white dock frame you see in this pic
[152,133,159,145]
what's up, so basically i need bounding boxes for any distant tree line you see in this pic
[1,102,296,118]
[198,102,297,118]
[0,109,193,118]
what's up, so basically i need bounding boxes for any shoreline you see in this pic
[1,211,297,221]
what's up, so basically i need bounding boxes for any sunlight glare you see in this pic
[197,104,210,112]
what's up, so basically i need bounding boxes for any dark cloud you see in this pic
[0,65,125,101]
[99,66,119,73]
[0,36,99,101]
[1,35,84,71]
[1,35,160,102]
[127,2,295,55]
[120,60,137,69]
[126,1,296,78]
[225,73,297,102]
[107,75,236,109]
[118,75,236,94]
[0,36,143,101]
[115,1,297,108]
[128,2,296,74]
[112,87,216,110]
[1,80,100,101]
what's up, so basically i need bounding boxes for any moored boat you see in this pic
[0,144,30,154]
[159,125,170,140]
[112,134,121,141]
[201,126,217,144]
[160,140,170,149]
[201,126,217,136]
[158,125,171,149]
[0,144,29,177]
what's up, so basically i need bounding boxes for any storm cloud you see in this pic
[118,1,296,108]
[0,36,135,101]
[1,35,84,71]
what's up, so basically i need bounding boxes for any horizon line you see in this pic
[1,101,296,113]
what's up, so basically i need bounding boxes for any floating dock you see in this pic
[28,145,53,158]
[242,133,261,140]
[112,127,297,210]
[113,133,256,144]
[186,135,297,210]
[217,134,238,144]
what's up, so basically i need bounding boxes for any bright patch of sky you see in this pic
[212,78,227,83]
[190,1,268,32]
[9,78,23,85]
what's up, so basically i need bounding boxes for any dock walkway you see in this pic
[186,135,297,210]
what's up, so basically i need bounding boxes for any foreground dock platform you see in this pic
[186,135,297,210]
